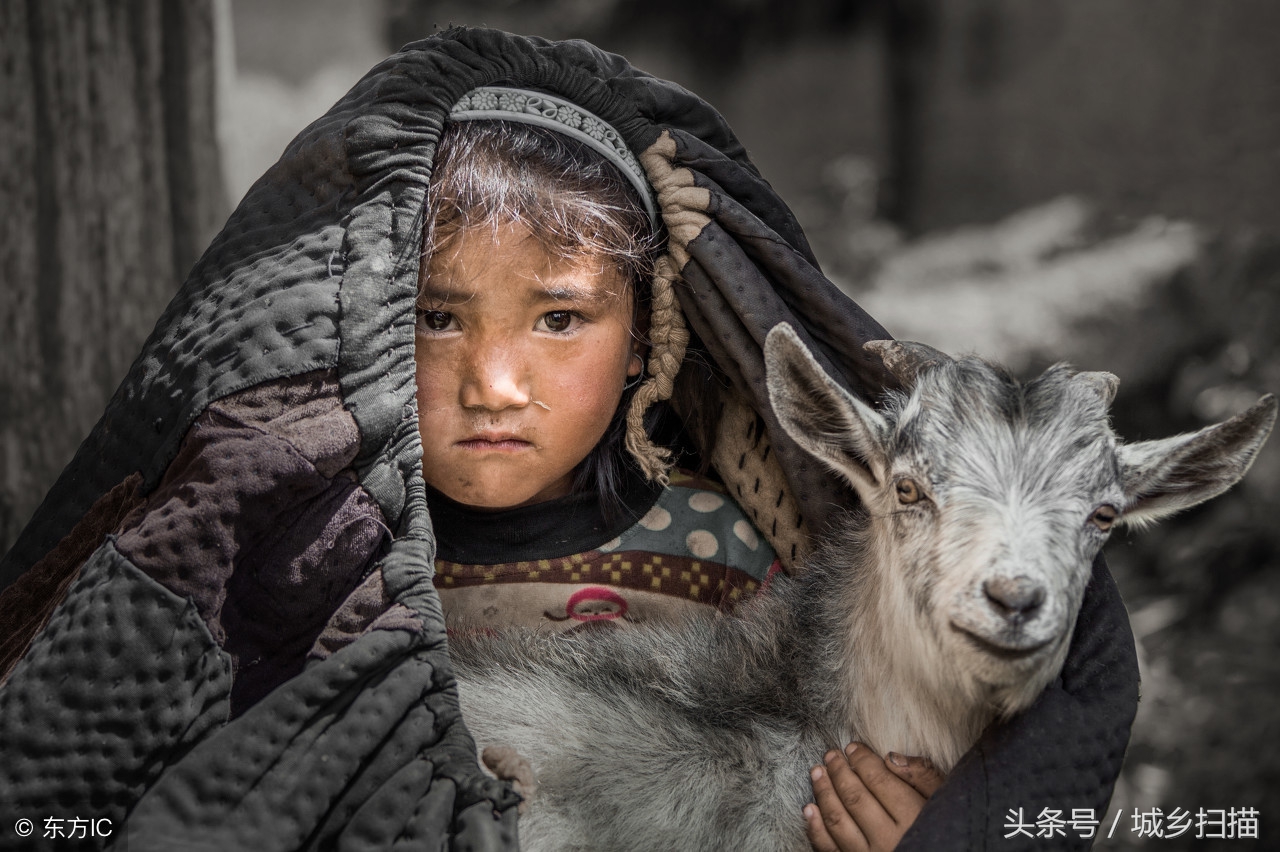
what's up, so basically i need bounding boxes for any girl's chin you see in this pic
[430,473,575,510]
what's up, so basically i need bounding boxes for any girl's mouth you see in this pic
[456,435,534,452]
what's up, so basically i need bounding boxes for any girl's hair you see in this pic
[421,119,667,516]
[424,119,657,301]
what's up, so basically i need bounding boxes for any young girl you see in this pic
[418,111,782,627]
[0,27,1138,851]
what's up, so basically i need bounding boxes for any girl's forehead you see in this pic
[423,222,629,303]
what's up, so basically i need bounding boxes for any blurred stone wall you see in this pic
[900,0,1280,235]
[222,0,389,204]
[0,1,226,556]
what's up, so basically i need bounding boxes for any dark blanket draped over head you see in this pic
[0,27,1136,851]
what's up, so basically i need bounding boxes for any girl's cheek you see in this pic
[414,340,459,409]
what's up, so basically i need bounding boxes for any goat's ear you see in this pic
[1116,394,1277,526]
[765,324,891,496]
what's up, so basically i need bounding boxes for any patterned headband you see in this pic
[449,86,661,231]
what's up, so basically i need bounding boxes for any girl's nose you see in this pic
[460,351,532,411]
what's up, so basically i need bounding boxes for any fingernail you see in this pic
[804,804,816,819]
[824,750,840,764]
[845,742,858,755]
[888,752,908,767]
[811,766,824,781]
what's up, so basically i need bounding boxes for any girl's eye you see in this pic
[418,310,455,332]
[538,311,577,333]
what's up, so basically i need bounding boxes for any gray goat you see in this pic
[450,323,1276,852]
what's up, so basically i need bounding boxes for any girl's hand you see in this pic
[804,742,946,852]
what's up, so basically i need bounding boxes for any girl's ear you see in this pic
[629,297,650,376]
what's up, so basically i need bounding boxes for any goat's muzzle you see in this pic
[950,574,1059,667]
[982,575,1045,626]
[951,624,1052,660]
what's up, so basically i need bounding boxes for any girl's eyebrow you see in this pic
[535,265,627,304]
[419,268,620,307]
[418,281,609,305]
[537,282,608,303]
[417,283,472,305]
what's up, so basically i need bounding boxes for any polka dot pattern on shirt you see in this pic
[733,519,759,550]
[686,530,719,559]
[639,506,672,531]
[687,492,724,513]
[599,472,776,581]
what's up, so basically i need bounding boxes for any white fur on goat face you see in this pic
[765,322,1275,719]
[891,362,1120,705]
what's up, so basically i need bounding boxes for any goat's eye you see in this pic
[1090,505,1119,531]
[896,478,922,504]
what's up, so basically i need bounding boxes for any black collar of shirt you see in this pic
[427,465,664,564]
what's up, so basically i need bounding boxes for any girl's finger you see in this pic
[884,751,947,798]
[844,741,926,823]
[826,748,902,846]
[804,801,841,852]
[841,743,927,845]
[808,760,869,852]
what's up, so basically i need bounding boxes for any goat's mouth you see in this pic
[950,623,1052,661]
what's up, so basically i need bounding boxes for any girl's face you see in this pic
[415,222,643,509]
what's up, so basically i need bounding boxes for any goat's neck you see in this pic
[816,529,991,773]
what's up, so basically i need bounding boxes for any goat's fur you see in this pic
[450,324,1276,852]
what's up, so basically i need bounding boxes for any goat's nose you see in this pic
[983,576,1045,622]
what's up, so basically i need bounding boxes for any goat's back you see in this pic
[450,580,835,852]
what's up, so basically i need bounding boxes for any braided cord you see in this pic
[624,253,689,483]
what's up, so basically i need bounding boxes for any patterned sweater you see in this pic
[431,469,779,632]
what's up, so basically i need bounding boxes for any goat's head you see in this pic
[765,323,1276,713]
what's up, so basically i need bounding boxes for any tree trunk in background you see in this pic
[0,0,226,555]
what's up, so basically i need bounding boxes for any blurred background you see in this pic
[4,1,1278,846]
